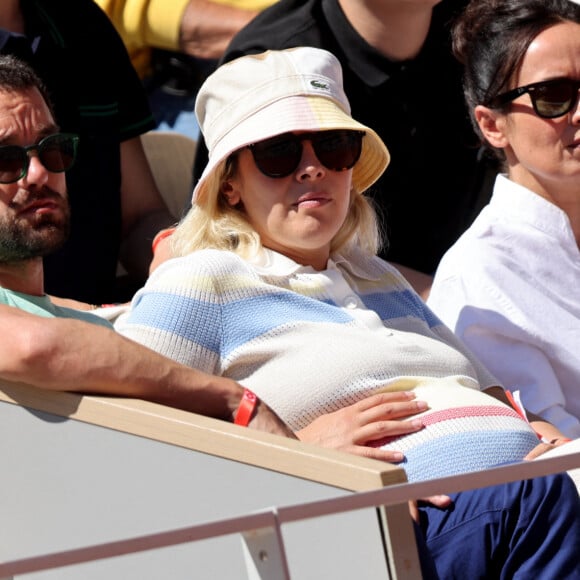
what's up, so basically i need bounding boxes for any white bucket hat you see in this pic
[192,46,390,201]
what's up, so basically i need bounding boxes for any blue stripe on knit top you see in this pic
[128,290,355,355]
[359,288,441,328]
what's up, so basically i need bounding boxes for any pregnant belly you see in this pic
[372,378,539,482]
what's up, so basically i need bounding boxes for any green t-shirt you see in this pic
[0,288,113,328]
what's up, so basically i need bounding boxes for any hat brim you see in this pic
[193,95,390,201]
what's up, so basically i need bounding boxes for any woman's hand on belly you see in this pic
[296,391,428,462]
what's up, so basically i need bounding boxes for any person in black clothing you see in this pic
[191,0,500,295]
[0,0,175,304]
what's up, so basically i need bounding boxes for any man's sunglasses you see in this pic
[0,133,79,184]
[489,78,580,119]
[247,129,365,178]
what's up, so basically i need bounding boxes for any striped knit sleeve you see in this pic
[115,250,236,374]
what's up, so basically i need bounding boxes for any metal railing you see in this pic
[1,450,579,580]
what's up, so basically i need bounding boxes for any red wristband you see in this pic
[152,227,176,254]
[234,389,258,426]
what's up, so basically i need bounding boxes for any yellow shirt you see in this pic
[94,0,277,77]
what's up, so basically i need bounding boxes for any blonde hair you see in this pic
[171,155,382,260]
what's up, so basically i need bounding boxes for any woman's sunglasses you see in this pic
[247,129,365,178]
[489,78,580,119]
[0,133,79,184]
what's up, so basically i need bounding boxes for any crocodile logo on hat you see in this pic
[310,80,329,90]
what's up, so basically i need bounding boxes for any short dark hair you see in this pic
[0,54,55,117]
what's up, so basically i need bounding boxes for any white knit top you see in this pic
[115,247,539,481]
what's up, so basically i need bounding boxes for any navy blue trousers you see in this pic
[413,473,580,579]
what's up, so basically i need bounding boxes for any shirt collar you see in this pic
[321,0,462,88]
[491,174,576,243]
[249,246,385,282]
[322,0,389,87]
[248,247,314,276]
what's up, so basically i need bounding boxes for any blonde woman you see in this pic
[116,47,580,578]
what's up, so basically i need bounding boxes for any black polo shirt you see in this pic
[0,0,155,303]
[193,0,499,274]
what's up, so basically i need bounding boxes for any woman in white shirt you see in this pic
[427,0,580,438]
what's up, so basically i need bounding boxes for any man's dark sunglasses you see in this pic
[0,133,79,184]
[489,78,580,119]
[247,129,365,178]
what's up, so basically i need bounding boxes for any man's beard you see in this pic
[0,188,71,262]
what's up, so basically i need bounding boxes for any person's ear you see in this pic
[475,105,509,149]
[221,181,241,206]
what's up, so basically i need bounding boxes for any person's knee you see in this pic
[522,472,580,513]
[420,475,580,578]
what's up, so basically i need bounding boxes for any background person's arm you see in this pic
[118,137,176,282]
[96,0,270,60]
[179,0,263,59]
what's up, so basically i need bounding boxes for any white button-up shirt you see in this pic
[428,174,580,438]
